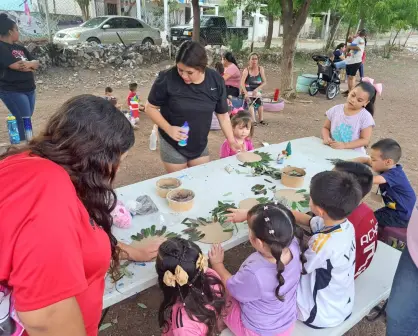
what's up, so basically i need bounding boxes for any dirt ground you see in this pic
[1,49,418,336]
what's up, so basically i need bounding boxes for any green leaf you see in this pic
[223,192,233,196]
[150,225,156,235]
[291,202,298,210]
[99,323,113,331]
[296,189,307,193]
[161,226,167,235]
[223,228,234,232]
[137,303,147,309]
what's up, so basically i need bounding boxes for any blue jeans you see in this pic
[0,90,36,141]
[359,63,364,79]
[334,60,346,69]
[386,246,418,336]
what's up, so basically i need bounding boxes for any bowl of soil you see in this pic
[281,166,306,188]
[156,178,182,198]
[166,189,195,212]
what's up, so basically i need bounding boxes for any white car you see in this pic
[53,15,162,46]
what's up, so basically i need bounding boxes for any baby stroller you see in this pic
[309,55,341,100]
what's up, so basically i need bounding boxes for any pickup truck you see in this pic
[170,16,248,46]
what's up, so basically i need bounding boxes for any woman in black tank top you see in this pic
[241,52,268,125]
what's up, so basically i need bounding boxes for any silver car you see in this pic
[53,15,162,46]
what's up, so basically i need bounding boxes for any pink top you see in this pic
[162,269,221,336]
[408,203,418,267]
[220,138,254,158]
[224,63,241,89]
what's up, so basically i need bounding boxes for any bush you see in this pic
[227,34,244,53]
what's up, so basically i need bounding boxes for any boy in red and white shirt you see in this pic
[335,160,378,278]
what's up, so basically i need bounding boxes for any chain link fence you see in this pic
[1,0,84,41]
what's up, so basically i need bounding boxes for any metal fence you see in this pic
[0,0,84,41]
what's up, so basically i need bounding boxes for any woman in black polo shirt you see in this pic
[0,14,39,142]
[146,41,240,173]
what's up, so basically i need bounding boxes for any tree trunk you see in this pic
[279,0,314,98]
[325,14,343,50]
[391,29,401,46]
[264,14,274,49]
[345,21,353,46]
[280,34,297,98]
[191,0,200,43]
[403,29,414,47]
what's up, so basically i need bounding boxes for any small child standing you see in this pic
[209,203,307,336]
[220,111,254,158]
[292,171,362,328]
[334,161,378,278]
[103,86,117,106]
[156,237,227,335]
[322,81,376,153]
[127,82,145,120]
[355,138,416,228]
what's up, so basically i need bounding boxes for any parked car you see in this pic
[53,15,162,46]
[170,16,248,46]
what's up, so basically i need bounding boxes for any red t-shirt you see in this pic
[348,203,378,279]
[0,153,111,336]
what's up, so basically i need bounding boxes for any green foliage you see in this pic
[227,34,245,53]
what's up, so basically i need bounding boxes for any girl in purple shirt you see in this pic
[322,81,376,154]
[210,203,308,336]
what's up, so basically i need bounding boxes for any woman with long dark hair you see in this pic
[0,95,163,336]
[222,51,241,97]
[146,41,240,173]
[0,13,39,142]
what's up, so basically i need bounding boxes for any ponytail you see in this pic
[356,81,376,116]
[270,241,286,301]
[223,51,239,68]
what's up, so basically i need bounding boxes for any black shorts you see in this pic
[346,62,362,76]
[226,85,240,97]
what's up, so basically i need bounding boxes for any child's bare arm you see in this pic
[352,156,372,166]
[373,175,387,185]
[322,119,332,145]
[331,126,373,150]
[292,210,313,232]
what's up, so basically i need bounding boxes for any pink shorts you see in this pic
[223,298,294,336]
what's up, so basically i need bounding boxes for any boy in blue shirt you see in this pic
[356,138,416,228]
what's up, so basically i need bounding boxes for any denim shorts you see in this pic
[159,135,209,164]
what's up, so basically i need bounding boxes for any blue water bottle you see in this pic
[178,121,189,147]
[7,114,20,144]
[23,117,33,142]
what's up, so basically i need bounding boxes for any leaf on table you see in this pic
[291,202,298,210]
[296,189,307,193]
[99,323,113,331]
[137,303,148,309]
[223,228,234,232]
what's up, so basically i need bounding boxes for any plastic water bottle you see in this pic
[23,117,33,142]
[178,121,189,147]
[149,128,157,151]
[7,114,20,144]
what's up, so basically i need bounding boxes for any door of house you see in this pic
[106,3,118,15]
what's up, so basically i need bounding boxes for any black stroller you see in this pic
[309,55,341,100]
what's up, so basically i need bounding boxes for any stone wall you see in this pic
[26,42,174,71]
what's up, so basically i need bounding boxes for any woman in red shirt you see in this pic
[0,95,163,336]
